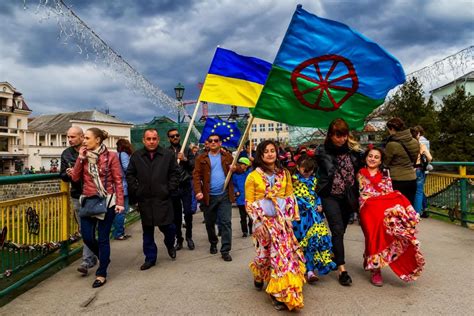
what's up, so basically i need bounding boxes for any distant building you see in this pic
[0,82,32,175]
[248,117,290,148]
[26,110,132,171]
[430,71,474,104]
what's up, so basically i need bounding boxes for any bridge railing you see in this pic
[424,162,474,227]
[0,174,139,300]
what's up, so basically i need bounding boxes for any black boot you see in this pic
[175,237,184,251]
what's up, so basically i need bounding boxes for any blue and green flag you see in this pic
[251,5,406,129]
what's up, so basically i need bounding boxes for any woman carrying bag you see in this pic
[71,128,124,288]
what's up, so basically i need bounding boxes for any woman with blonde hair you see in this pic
[245,140,305,311]
[71,128,124,288]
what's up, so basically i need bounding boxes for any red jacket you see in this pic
[71,148,124,207]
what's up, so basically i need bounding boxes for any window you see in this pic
[62,141,67,146]
[259,123,265,132]
[277,122,282,128]
[251,124,257,132]
[259,138,265,143]
[252,138,258,147]
[0,136,8,151]
[268,123,274,131]
[285,125,289,131]
[0,115,7,127]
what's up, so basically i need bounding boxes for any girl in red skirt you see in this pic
[357,146,425,286]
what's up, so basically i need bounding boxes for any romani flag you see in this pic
[251,5,406,129]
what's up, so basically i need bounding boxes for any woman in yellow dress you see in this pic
[245,140,306,311]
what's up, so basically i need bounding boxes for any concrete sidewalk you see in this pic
[2,209,473,315]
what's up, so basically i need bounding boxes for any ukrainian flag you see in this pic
[200,47,272,108]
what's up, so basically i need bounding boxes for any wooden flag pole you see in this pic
[178,99,201,162]
[223,114,255,189]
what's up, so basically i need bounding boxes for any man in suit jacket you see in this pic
[126,129,180,270]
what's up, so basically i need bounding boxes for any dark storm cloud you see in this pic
[1,1,472,124]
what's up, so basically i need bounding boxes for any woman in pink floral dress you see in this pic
[245,140,305,311]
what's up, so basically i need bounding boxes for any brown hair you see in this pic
[87,128,109,144]
[253,140,282,173]
[325,118,349,145]
[116,138,134,155]
[363,146,385,169]
[386,117,405,131]
[297,157,316,172]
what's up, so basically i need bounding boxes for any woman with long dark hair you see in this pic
[315,118,362,286]
[71,128,124,288]
[113,138,134,240]
[245,140,305,311]
[385,117,420,205]
[358,146,424,286]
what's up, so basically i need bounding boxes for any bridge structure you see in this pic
[0,162,473,314]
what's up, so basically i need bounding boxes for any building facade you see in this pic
[0,82,32,175]
[249,117,290,148]
[26,111,132,172]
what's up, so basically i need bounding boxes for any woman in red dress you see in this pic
[357,146,425,286]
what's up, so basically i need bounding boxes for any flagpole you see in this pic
[224,114,255,189]
[178,99,201,162]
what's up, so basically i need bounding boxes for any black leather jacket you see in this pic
[167,144,195,184]
[60,146,82,199]
[315,142,363,200]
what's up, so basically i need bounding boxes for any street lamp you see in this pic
[174,83,185,130]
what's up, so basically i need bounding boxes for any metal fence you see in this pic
[425,162,474,227]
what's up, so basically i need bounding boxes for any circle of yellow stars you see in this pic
[211,122,234,142]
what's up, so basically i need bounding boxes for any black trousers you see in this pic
[321,195,353,267]
[392,179,417,206]
[172,181,193,241]
[237,205,253,234]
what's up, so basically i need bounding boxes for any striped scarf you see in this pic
[86,144,108,197]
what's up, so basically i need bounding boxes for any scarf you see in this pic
[359,167,384,192]
[86,143,108,197]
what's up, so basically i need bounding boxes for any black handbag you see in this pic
[79,195,108,218]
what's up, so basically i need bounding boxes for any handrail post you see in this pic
[60,181,71,256]
[459,165,468,228]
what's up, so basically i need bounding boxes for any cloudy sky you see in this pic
[1,0,472,124]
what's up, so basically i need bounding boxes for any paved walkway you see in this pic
[2,209,473,315]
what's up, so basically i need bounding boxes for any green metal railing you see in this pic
[0,174,140,300]
[424,162,474,227]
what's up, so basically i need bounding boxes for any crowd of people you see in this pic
[59,116,429,310]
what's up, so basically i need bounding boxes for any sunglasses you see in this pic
[168,134,180,138]
[208,138,220,143]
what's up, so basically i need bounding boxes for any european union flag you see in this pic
[199,118,241,147]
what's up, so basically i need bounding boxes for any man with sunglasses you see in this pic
[193,134,241,262]
[167,128,196,251]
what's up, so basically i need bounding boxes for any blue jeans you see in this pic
[112,196,129,238]
[72,198,97,268]
[80,207,116,277]
[142,223,176,263]
[414,169,425,214]
[203,193,232,254]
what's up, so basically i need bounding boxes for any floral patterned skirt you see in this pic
[360,191,425,281]
[249,217,306,310]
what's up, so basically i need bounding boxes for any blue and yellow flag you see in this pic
[199,117,241,147]
[200,47,272,108]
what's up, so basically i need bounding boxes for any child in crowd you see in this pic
[292,157,336,283]
[232,157,253,237]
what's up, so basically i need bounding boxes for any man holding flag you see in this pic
[193,134,241,262]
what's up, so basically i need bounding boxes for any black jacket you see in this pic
[315,143,363,204]
[60,146,82,199]
[167,144,195,184]
[126,146,179,226]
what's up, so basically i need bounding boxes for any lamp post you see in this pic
[174,82,185,132]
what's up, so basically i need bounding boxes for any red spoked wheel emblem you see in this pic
[291,55,359,111]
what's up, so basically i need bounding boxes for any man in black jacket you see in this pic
[167,128,195,250]
[60,126,97,276]
[127,129,180,270]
